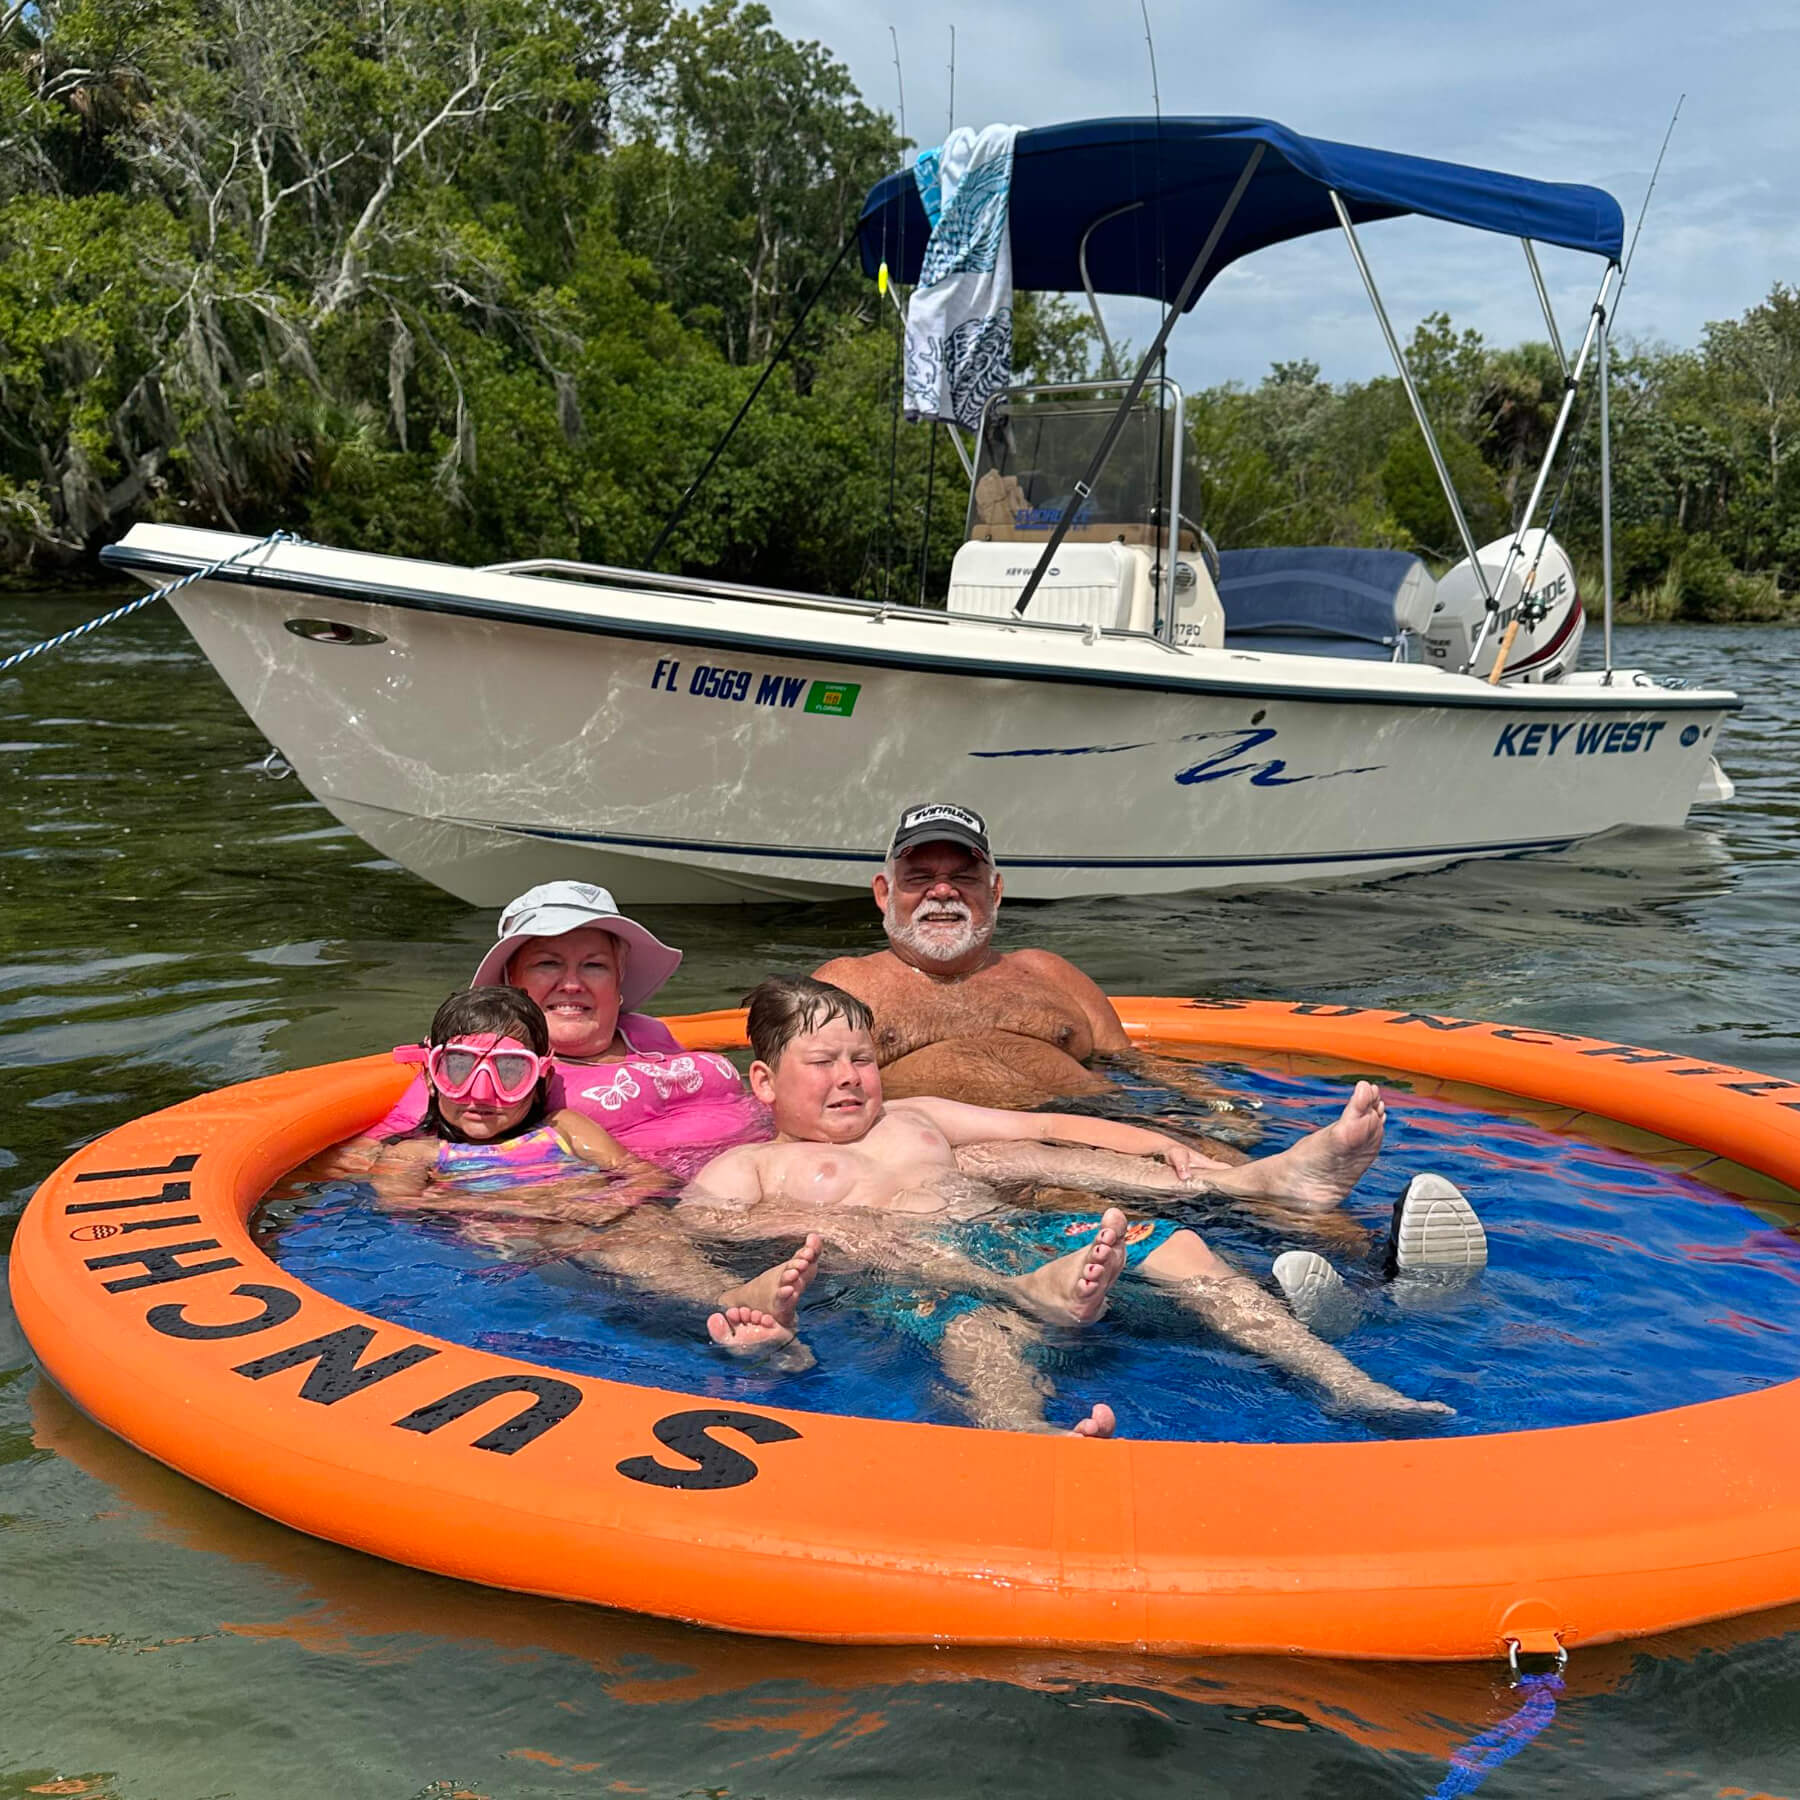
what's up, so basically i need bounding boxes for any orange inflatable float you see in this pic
[14,997,1800,1663]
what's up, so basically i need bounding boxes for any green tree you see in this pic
[2,0,1795,619]
[610,2,895,365]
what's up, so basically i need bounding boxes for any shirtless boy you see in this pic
[813,801,1262,1140]
[682,976,1453,1434]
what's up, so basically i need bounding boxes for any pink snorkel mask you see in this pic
[394,1035,552,1106]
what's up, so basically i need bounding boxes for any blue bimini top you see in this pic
[858,116,1624,306]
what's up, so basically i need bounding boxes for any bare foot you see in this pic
[718,1232,822,1327]
[1006,1207,1129,1326]
[1215,1081,1387,1212]
[707,1305,794,1355]
[1017,1401,1117,1436]
[1346,1379,1455,1423]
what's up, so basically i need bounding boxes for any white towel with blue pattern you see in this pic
[904,124,1020,430]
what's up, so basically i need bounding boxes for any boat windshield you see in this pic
[964,381,1201,549]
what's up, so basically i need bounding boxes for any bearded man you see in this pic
[813,802,1257,1136]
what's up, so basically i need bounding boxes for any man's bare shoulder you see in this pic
[1002,946,1092,985]
[812,949,904,997]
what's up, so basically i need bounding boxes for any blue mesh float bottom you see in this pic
[262,1054,1800,1444]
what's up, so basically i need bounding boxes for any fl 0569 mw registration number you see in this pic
[649,658,860,718]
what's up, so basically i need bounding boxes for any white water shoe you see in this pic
[1273,1250,1364,1339]
[1386,1174,1488,1277]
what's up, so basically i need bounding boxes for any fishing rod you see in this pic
[880,26,909,602]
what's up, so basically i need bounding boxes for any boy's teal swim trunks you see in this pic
[873,1214,1181,1347]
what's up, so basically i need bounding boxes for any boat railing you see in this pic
[480,558,1184,652]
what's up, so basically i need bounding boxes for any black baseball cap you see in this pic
[887,801,993,864]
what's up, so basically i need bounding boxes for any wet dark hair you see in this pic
[428,985,551,1053]
[744,975,874,1068]
[422,984,552,1141]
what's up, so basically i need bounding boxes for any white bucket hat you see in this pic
[471,881,682,1011]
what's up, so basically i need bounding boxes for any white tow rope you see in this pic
[0,530,294,676]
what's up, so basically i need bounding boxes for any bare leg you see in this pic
[953,1140,1371,1253]
[574,1208,747,1302]
[937,1308,1114,1435]
[958,1083,1387,1218]
[949,1143,1362,1248]
[1149,1127,1252,1167]
[1136,1230,1453,1422]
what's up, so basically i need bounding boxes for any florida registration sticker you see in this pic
[804,681,860,717]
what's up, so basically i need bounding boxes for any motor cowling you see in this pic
[1422,531,1585,683]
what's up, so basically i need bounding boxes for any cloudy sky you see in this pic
[767,0,1800,391]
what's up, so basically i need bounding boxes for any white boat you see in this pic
[103,117,1738,906]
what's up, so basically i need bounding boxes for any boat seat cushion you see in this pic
[1215,547,1436,644]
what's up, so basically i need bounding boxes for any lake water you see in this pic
[4,593,1799,1798]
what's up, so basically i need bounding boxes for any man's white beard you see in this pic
[886,894,992,965]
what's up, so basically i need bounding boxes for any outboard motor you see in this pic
[1422,530,1585,682]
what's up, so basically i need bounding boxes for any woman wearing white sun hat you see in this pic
[470,881,686,1062]
[369,882,769,1175]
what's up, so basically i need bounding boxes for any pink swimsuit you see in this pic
[555,1048,771,1182]
[374,1014,769,1179]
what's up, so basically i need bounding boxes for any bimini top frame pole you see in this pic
[1523,240,1570,379]
[1329,189,1493,608]
[1012,143,1266,620]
